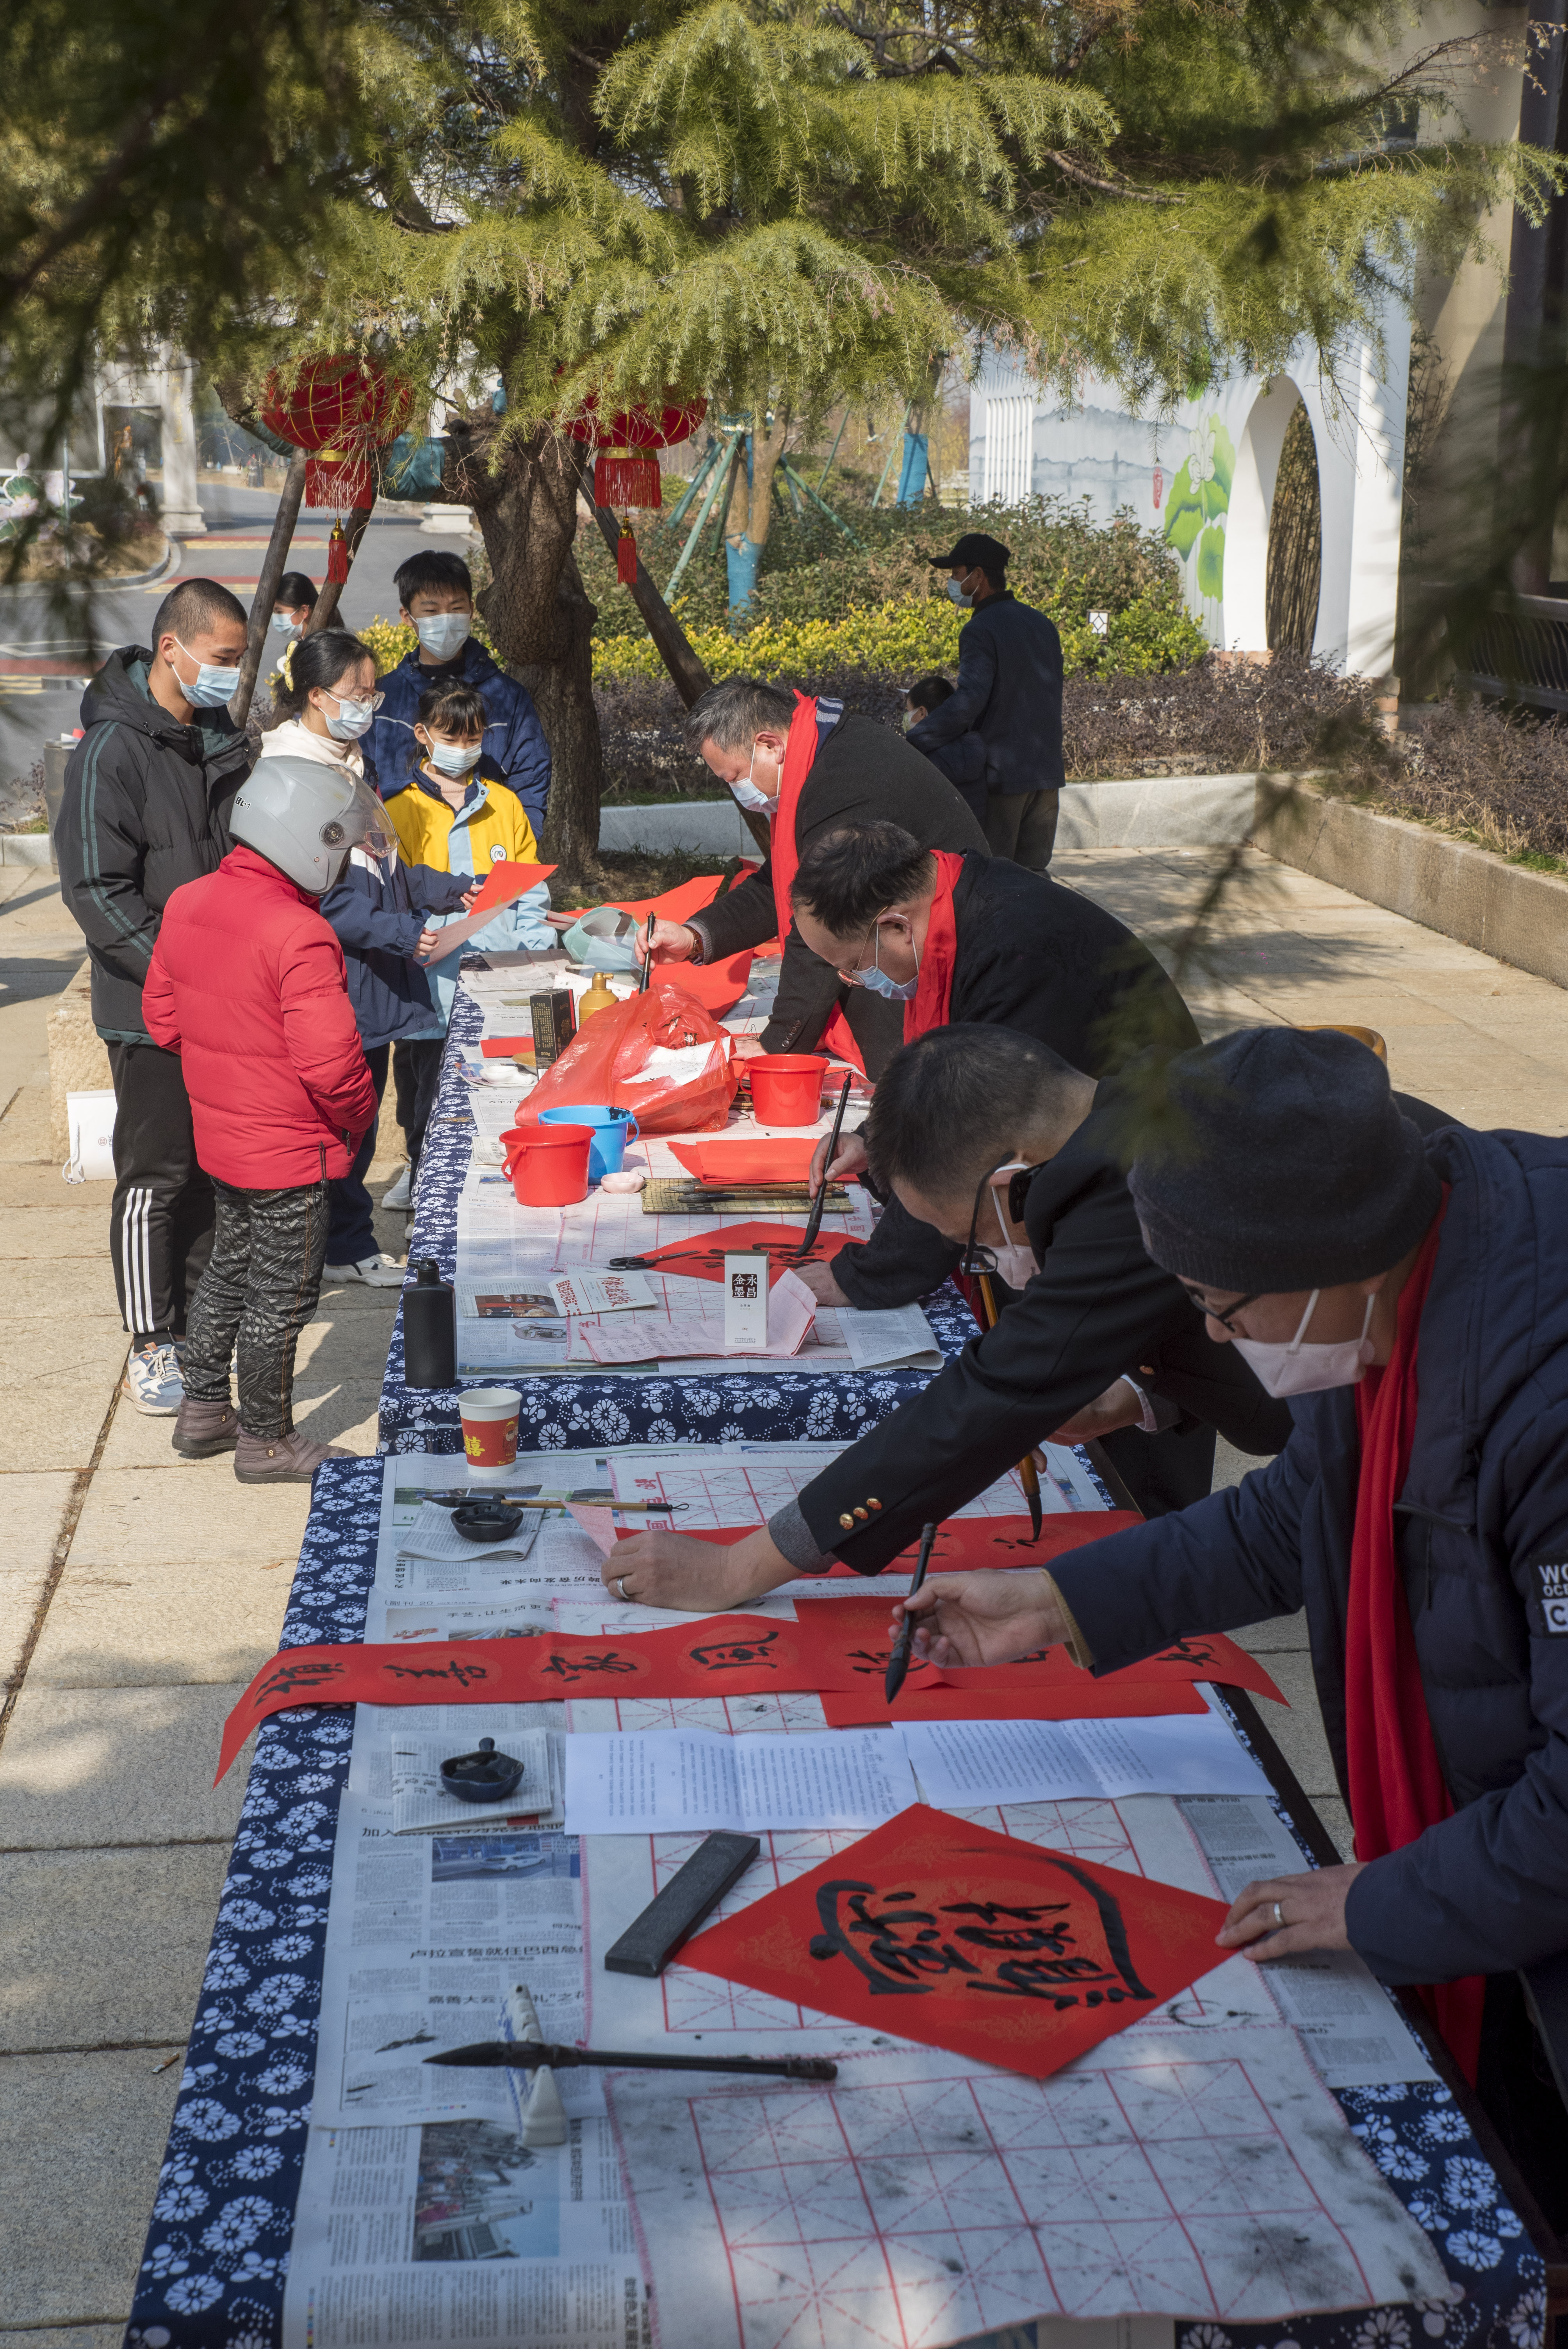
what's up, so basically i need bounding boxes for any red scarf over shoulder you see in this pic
[902,850,966,1044]
[1345,1192,1485,2082]
[770,692,863,1071]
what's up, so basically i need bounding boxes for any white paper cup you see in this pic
[460,1386,522,1478]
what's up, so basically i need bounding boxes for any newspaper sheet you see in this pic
[282,2117,644,2349]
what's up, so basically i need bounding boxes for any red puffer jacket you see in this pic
[144,845,380,1187]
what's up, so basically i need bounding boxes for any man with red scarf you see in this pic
[893,1026,1568,2208]
[634,676,985,1076]
[782,820,1197,1312]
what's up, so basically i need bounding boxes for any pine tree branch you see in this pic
[0,70,187,313]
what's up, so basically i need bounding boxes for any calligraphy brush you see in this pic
[884,1520,938,1704]
[975,1269,1044,1543]
[426,2042,836,2082]
[795,1072,853,1260]
[637,913,656,994]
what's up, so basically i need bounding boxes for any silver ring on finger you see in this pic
[615,1575,631,1602]
[1272,1900,1285,1929]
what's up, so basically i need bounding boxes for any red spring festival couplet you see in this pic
[678,1806,1229,2080]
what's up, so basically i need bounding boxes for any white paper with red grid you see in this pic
[606,2034,1447,2348]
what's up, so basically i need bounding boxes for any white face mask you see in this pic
[426,736,482,777]
[989,1180,1038,1291]
[730,741,778,813]
[414,611,470,660]
[1230,1290,1377,1398]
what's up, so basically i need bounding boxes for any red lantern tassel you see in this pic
[616,522,638,586]
[327,522,349,584]
[596,451,662,509]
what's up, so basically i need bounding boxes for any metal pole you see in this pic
[665,430,741,600]
[653,436,722,540]
[231,445,308,726]
[779,460,864,550]
[871,403,912,510]
[816,409,848,493]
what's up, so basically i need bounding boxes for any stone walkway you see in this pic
[3,839,1566,2341]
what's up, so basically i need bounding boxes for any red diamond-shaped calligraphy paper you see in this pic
[677,1804,1229,2080]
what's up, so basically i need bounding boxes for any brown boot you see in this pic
[171,1396,240,1458]
[233,1428,353,1485]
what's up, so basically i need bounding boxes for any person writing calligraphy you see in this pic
[608,1025,1295,1605]
[632,677,986,1078]
[891,1027,1568,2204]
[784,821,1199,1315]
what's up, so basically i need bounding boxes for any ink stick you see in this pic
[604,1831,761,1976]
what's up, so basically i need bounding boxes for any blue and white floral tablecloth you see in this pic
[377,983,979,1453]
[124,1457,1546,2349]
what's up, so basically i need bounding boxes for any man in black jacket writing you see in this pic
[605,1027,1294,1613]
[57,579,253,1417]
[635,675,985,1078]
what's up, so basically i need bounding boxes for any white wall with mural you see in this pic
[968,321,1409,679]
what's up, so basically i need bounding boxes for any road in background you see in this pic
[0,481,460,793]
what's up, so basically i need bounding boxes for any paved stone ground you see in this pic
[2,839,1566,2337]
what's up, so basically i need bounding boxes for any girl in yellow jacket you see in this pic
[378,677,553,1205]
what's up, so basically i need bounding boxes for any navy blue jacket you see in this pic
[319,852,470,1050]
[1054,1121,1568,1999]
[909,590,1065,793]
[364,640,552,832]
[917,728,988,829]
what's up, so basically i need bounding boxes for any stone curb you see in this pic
[1251,780,1568,994]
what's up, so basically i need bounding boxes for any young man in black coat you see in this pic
[907,529,1065,871]
[785,820,1197,1315]
[635,675,986,1078]
[604,1027,1294,1613]
[57,579,253,1417]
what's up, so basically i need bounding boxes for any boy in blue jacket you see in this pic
[317,838,475,1284]
[362,549,552,836]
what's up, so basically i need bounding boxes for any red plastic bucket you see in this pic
[501,1123,595,1207]
[748,1053,829,1128]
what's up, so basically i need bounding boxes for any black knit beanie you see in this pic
[1128,1027,1443,1293]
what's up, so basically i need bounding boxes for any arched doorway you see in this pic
[1266,401,1323,653]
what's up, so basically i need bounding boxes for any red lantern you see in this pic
[563,394,706,511]
[261,356,413,512]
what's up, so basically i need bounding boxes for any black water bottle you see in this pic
[404,1259,456,1388]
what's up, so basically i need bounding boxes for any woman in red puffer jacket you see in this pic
[144,756,383,1484]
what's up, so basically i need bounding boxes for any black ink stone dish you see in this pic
[438,1737,527,1803]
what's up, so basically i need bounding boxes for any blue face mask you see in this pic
[414,612,471,660]
[269,612,302,639]
[730,741,778,814]
[172,636,242,708]
[325,699,375,742]
[946,576,975,609]
[852,924,920,1002]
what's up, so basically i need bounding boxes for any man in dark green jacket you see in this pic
[57,578,252,1416]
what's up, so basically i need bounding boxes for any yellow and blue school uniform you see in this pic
[383,765,554,1026]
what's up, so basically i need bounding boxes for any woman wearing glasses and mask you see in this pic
[261,633,476,1285]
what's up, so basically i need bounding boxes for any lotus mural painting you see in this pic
[1162,414,1234,615]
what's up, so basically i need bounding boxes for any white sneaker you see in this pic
[122,1341,185,1415]
[325,1253,406,1289]
[381,1165,414,1211]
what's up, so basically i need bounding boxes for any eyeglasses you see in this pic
[1180,1284,1262,1334]
[324,686,385,712]
[959,1157,1017,1279]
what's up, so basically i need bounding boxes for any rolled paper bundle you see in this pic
[599,1169,646,1193]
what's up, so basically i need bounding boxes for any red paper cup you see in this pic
[460,1386,522,1479]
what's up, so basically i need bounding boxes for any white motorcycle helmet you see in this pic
[230,756,393,894]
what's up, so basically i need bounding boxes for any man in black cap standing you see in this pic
[909,531,1064,869]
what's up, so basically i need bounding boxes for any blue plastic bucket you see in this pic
[538,1102,638,1180]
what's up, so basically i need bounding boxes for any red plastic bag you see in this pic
[522,978,738,1135]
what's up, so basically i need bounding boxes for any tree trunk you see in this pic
[1265,401,1322,657]
[444,419,603,882]
[743,410,791,552]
